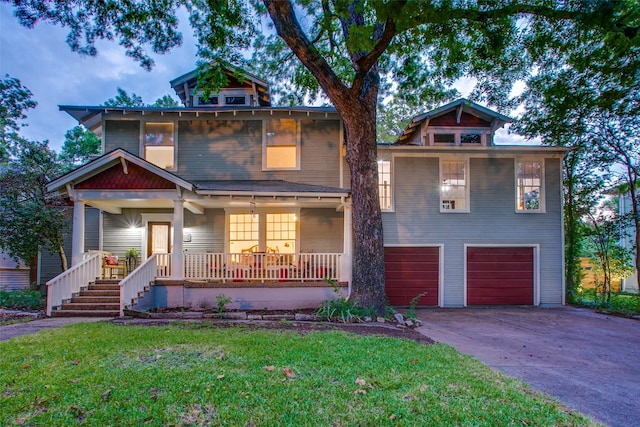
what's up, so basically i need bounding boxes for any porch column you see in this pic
[171,199,184,279]
[71,199,85,266]
[342,201,353,286]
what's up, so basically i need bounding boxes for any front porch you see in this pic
[46,251,347,316]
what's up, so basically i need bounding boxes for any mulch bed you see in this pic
[113,317,435,345]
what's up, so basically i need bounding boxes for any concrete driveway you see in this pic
[416,306,640,427]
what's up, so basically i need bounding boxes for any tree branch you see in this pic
[262,0,349,105]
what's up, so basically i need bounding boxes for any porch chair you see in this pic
[102,253,126,279]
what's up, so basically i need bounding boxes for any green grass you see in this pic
[575,289,640,316]
[0,322,598,426]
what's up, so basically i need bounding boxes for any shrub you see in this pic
[0,289,43,310]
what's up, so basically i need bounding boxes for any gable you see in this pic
[429,111,492,128]
[75,162,176,190]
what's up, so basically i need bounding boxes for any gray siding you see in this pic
[39,207,100,284]
[300,209,344,253]
[176,118,342,186]
[382,156,563,306]
[103,209,149,258]
[183,209,225,254]
[104,120,140,154]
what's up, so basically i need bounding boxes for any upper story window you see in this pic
[264,119,299,170]
[429,130,488,146]
[144,122,175,169]
[516,160,544,212]
[461,133,481,144]
[440,159,468,212]
[194,90,251,106]
[378,159,392,210]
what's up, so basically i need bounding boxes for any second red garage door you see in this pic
[385,247,439,306]
[467,247,534,305]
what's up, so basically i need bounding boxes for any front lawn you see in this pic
[1,322,598,426]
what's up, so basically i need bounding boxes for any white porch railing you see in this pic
[46,251,101,316]
[155,253,172,278]
[183,252,342,282]
[119,254,159,316]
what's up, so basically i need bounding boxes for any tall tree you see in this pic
[0,74,37,163]
[7,0,639,312]
[58,125,101,172]
[0,139,70,273]
[104,87,145,107]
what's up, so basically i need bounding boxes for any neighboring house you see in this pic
[618,191,639,293]
[45,67,568,316]
[0,250,30,291]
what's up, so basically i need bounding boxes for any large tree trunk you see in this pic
[263,0,392,314]
[338,96,386,314]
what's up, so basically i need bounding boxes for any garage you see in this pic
[467,246,534,305]
[385,247,439,306]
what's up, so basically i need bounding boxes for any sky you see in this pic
[0,4,525,152]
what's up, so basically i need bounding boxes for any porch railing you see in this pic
[183,252,342,282]
[120,254,158,316]
[46,251,101,316]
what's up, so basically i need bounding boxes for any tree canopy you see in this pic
[6,0,640,311]
[0,74,37,163]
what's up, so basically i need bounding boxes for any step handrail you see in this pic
[119,254,158,317]
[46,252,102,316]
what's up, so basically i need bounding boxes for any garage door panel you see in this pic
[468,271,533,280]
[385,247,439,306]
[467,247,533,305]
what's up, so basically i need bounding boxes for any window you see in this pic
[264,119,299,169]
[434,133,455,144]
[225,95,247,105]
[197,95,219,106]
[516,160,543,211]
[266,213,297,253]
[440,160,468,212]
[461,133,481,144]
[229,212,297,254]
[144,122,175,169]
[378,159,392,210]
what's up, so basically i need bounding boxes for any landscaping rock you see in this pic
[247,314,263,320]
[182,312,204,319]
[376,316,386,323]
[404,319,415,327]
[221,312,247,320]
[364,316,372,322]
[294,313,321,322]
[393,313,404,324]
[262,314,295,321]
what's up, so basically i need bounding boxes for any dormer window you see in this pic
[194,90,251,107]
[461,133,481,144]
[434,134,455,144]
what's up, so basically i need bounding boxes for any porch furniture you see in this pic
[103,254,126,279]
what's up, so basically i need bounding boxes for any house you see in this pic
[617,191,639,293]
[0,250,30,291]
[44,68,568,316]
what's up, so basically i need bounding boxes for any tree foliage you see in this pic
[0,74,37,163]
[0,139,70,271]
[58,125,101,172]
[6,0,640,312]
[104,87,145,107]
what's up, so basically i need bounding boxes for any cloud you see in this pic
[0,4,197,151]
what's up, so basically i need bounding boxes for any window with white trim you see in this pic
[440,159,468,212]
[228,212,297,254]
[144,122,175,169]
[378,159,392,210]
[516,160,543,211]
[264,119,299,170]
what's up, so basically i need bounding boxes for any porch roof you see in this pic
[192,180,350,198]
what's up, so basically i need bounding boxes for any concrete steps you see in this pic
[51,280,121,318]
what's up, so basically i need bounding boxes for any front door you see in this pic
[148,222,171,256]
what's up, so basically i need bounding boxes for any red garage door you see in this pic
[385,247,439,306]
[467,247,534,305]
